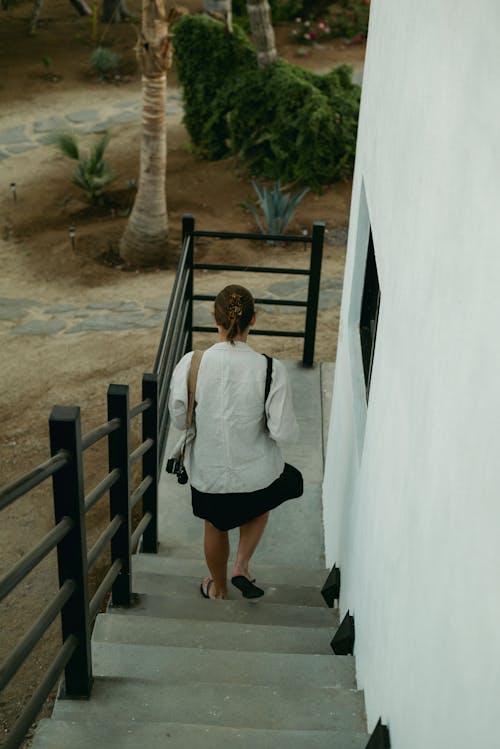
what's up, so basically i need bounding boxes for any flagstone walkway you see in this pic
[0,91,184,162]
[0,275,344,335]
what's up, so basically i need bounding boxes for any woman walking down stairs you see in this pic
[30,362,370,749]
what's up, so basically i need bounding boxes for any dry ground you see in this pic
[0,0,365,742]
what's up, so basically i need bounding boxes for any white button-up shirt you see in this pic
[168,341,299,493]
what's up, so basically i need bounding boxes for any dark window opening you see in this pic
[359,229,380,400]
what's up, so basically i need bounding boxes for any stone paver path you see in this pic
[0,275,343,336]
[0,91,184,161]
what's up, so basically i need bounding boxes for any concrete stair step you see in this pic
[32,719,369,749]
[91,641,357,690]
[157,541,328,569]
[113,593,336,629]
[133,552,329,588]
[52,679,366,732]
[93,613,334,655]
[132,570,327,608]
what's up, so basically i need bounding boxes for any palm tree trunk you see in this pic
[120,0,170,266]
[246,0,276,68]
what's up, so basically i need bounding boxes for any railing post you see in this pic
[303,220,325,367]
[49,406,93,697]
[107,384,132,607]
[141,373,159,553]
[183,213,195,352]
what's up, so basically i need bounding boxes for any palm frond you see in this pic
[91,132,111,172]
[54,132,80,160]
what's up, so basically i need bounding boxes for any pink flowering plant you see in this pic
[290,1,369,44]
[291,17,333,44]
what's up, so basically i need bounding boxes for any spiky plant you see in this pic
[54,132,116,203]
[90,46,121,76]
[244,179,309,235]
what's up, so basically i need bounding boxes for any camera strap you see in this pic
[186,350,204,430]
[180,350,204,463]
[263,354,273,428]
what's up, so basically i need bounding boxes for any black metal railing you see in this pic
[154,213,325,465]
[0,213,325,748]
[0,377,158,749]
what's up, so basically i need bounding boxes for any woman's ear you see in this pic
[250,312,256,327]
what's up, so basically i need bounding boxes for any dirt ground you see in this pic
[0,0,365,742]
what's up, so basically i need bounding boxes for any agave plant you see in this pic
[244,179,309,236]
[54,132,116,203]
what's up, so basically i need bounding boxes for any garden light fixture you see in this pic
[69,225,76,252]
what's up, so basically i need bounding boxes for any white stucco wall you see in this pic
[322,1,500,747]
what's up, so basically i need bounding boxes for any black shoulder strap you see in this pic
[264,354,273,403]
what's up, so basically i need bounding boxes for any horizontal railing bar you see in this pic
[89,559,122,620]
[0,452,68,513]
[130,438,154,466]
[192,229,311,243]
[130,398,152,419]
[87,515,123,571]
[193,263,310,275]
[192,326,305,338]
[0,516,74,603]
[130,475,153,510]
[193,293,307,308]
[2,634,78,749]
[131,512,152,551]
[81,418,120,451]
[0,579,76,691]
[84,469,120,513]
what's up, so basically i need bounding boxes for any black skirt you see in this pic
[191,463,304,531]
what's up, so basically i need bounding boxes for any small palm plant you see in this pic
[54,132,116,203]
[244,179,309,236]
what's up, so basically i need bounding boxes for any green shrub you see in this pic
[54,132,116,202]
[90,46,121,76]
[173,15,360,187]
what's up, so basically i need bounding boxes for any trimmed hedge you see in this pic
[173,15,360,186]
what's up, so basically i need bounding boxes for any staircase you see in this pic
[31,362,370,749]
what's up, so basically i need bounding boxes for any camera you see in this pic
[166,458,188,484]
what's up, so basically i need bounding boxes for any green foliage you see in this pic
[327,0,370,37]
[244,180,309,234]
[56,132,80,160]
[299,0,370,29]
[173,16,360,187]
[174,15,258,160]
[89,46,121,76]
[54,132,116,202]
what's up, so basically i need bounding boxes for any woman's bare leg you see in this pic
[231,512,269,580]
[203,521,229,599]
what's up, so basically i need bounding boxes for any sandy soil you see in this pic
[0,0,365,741]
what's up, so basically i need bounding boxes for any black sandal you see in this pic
[231,575,264,599]
[200,579,214,599]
